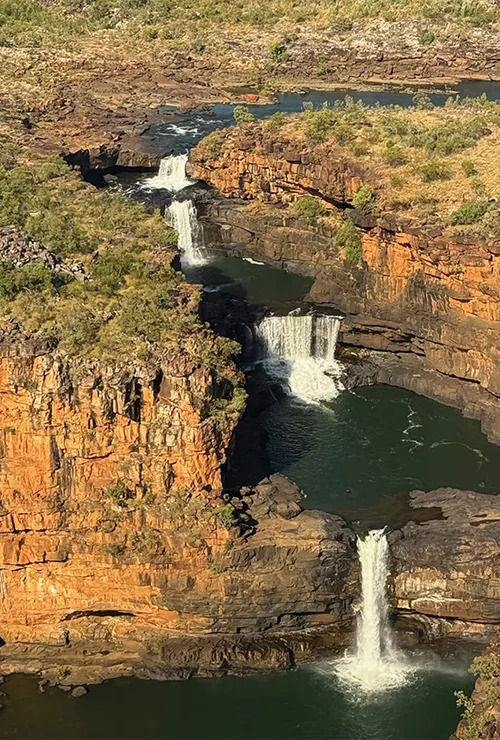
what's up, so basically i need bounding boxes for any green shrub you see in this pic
[335,219,363,264]
[409,118,489,155]
[419,161,452,181]
[212,504,234,528]
[461,159,477,177]
[90,249,136,295]
[105,481,133,508]
[412,91,433,110]
[0,261,71,301]
[303,107,336,143]
[105,543,125,557]
[130,528,162,556]
[418,28,435,44]
[315,60,332,77]
[291,196,327,224]
[233,105,256,126]
[351,142,368,156]
[268,37,289,62]
[352,185,375,210]
[449,200,488,225]
[384,144,408,167]
[265,112,286,132]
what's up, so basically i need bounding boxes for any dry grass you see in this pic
[275,100,500,234]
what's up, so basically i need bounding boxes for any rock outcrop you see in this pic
[0,333,358,681]
[192,132,500,442]
[390,489,500,639]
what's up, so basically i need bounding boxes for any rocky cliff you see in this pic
[0,335,359,681]
[191,130,500,443]
[390,489,500,640]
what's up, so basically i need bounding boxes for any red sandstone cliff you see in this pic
[191,129,500,442]
[0,334,359,681]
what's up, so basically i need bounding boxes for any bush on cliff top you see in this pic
[449,199,489,225]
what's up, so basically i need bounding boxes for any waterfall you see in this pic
[143,153,193,191]
[256,314,343,403]
[167,199,205,266]
[314,315,341,361]
[335,529,412,692]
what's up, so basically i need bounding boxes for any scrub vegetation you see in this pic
[0,145,242,395]
[455,652,500,740]
[1,0,498,47]
[260,95,500,236]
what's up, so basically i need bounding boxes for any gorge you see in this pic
[1,9,500,734]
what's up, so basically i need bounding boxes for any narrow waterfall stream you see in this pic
[167,199,205,266]
[335,530,412,692]
[256,313,344,403]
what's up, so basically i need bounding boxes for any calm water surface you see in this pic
[1,650,474,740]
[261,385,500,526]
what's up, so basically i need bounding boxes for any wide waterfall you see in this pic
[256,313,343,403]
[167,199,205,266]
[143,153,193,191]
[335,529,412,692]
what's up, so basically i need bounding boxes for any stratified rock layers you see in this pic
[191,131,500,442]
[391,489,500,639]
[0,342,358,676]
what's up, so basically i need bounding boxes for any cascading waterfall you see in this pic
[167,199,205,266]
[335,529,412,692]
[256,314,343,403]
[143,153,193,191]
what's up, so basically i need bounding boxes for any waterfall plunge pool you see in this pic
[184,253,500,528]
[0,647,475,740]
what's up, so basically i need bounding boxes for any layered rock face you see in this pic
[390,489,500,639]
[192,133,500,442]
[0,340,358,679]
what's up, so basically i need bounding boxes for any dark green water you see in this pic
[0,650,474,740]
[261,384,500,526]
[184,254,312,309]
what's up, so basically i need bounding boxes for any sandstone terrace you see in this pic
[197,97,500,238]
[0,143,243,411]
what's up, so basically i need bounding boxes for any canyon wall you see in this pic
[191,131,500,443]
[0,336,497,680]
[0,338,359,680]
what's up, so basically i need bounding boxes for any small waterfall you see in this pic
[258,314,315,360]
[143,153,193,191]
[167,199,205,266]
[335,529,412,692]
[314,315,341,361]
[256,314,343,403]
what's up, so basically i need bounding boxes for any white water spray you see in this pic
[143,153,193,191]
[256,314,343,403]
[167,199,205,266]
[335,529,412,692]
